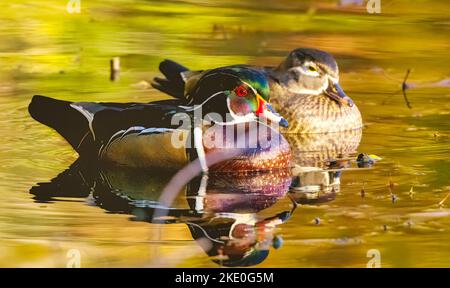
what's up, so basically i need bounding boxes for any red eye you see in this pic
[235,85,248,97]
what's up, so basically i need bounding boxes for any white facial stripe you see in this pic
[184,80,258,111]
[287,80,329,95]
[181,90,225,111]
[289,66,319,77]
[303,61,321,77]
[183,78,261,125]
[240,79,258,95]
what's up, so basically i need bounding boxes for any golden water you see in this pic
[0,0,449,267]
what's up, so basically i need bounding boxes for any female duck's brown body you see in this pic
[269,83,362,133]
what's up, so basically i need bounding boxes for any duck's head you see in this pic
[194,67,289,127]
[274,48,354,107]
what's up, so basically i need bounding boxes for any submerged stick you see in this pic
[438,191,450,207]
[110,57,120,81]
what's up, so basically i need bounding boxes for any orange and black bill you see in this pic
[255,94,289,128]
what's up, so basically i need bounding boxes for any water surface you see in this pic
[0,0,449,267]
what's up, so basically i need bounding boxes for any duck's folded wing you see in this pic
[29,95,191,159]
[74,102,192,169]
[97,125,190,169]
[73,101,190,150]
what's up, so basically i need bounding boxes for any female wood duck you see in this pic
[28,67,290,173]
[152,48,362,133]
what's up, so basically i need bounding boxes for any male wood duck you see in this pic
[152,48,362,133]
[28,67,290,173]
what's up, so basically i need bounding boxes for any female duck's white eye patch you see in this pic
[303,62,320,76]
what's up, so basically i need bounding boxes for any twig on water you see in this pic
[380,68,413,108]
[409,184,415,199]
[402,69,412,109]
[438,191,450,208]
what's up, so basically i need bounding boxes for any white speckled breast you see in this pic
[284,129,362,168]
[270,83,363,133]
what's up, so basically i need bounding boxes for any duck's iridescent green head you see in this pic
[198,66,288,127]
[223,67,288,127]
[226,66,270,102]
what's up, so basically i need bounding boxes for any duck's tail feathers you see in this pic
[29,95,89,150]
[151,59,189,100]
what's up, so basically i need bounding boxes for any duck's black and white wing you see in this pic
[29,95,192,168]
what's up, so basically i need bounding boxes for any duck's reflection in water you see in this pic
[30,159,293,267]
[286,129,364,204]
[30,129,375,266]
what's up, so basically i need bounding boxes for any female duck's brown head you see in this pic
[274,48,354,107]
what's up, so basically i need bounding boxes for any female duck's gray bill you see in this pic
[325,82,354,107]
[265,104,289,128]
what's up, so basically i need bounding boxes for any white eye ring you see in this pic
[302,63,320,77]
[307,65,318,72]
[288,65,320,78]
